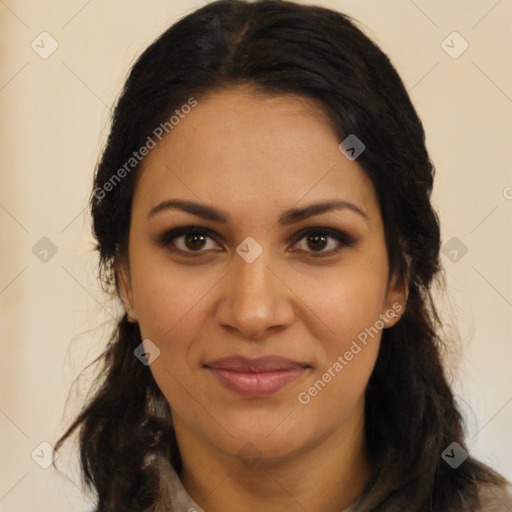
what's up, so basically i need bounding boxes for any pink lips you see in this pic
[204,356,309,397]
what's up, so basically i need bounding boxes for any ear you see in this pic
[115,256,138,323]
[382,271,408,329]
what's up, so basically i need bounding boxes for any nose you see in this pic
[215,247,295,341]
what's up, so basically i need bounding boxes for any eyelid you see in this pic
[289,226,354,246]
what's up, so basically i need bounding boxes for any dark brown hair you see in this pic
[55,1,506,510]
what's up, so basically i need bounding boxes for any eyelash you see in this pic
[156,225,355,258]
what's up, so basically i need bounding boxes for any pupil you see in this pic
[308,234,327,251]
[186,234,206,250]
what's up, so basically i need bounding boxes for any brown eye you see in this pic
[157,226,220,254]
[291,228,355,256]
[184,233,208,251]
[305,233,329,252]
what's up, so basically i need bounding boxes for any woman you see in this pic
[55,1,512,510]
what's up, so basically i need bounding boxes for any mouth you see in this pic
[203,356,311,397]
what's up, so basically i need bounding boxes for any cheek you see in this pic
[293,256,389,345]
[291,285,384,433]
[132,266,213,406]
[299,292,382,409]
[289,258,388,409]
[130,252,218,342]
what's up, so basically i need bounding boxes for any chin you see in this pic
[225,434,306,465]
[205,413,316,464]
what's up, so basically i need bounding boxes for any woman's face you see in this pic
[118,87,405,464]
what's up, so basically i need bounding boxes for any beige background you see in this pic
[0,0,511,510]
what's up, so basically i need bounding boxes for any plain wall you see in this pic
[0,1,511,510]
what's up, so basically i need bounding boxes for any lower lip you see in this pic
[206,367,307,397]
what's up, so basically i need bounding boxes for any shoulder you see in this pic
[478,480,512,511]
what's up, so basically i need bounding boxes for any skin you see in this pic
[117,86,407,512]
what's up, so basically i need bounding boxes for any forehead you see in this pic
[133,87,379,223]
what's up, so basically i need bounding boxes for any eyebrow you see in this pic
[148,198,368,224]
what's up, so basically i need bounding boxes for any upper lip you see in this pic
[204,356,310,372]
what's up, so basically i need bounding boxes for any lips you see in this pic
[205,356,309,372]
[204,356,310,397]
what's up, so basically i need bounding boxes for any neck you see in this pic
[176,406,371,512]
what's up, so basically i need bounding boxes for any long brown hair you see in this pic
[55,1,505,510]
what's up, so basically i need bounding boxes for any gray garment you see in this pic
[146,454,512,512]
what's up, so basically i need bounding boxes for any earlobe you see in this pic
[115,258,138,323]
[382,301,405,328]
[383,273,408,328]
